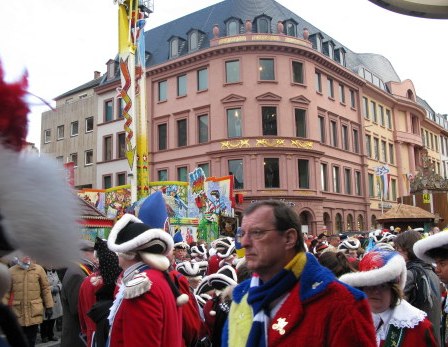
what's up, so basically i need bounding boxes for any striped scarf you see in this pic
[245,252,306,347]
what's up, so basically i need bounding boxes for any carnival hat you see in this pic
[339,249,406,289]
[338,237,361,251]
[191,244,208,259]
[176,260,208,279]
[215,237,235,258]
[107,213,173,271]
[173,230,190,249]
[413,231,448,263]
[207,265,238,291]
[138,191,169,231]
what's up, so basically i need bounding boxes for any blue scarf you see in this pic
[245,253,306,347]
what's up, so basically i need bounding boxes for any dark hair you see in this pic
[318,251,356,277]
[426,247,448,260]
[389,282,403,307]
[394,230,422,261]
[243,200,305,252]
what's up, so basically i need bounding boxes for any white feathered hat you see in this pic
[414,231,448,263]
[339,249,407,290]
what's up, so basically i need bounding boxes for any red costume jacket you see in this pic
[379,318,436,347]
[109,264,182,347]
[78,273,102,347]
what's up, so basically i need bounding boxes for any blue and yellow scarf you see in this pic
[229,252,306,347]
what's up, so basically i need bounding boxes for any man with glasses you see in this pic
[222,200,376,347]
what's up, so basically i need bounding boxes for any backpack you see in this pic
[407,263,434,309]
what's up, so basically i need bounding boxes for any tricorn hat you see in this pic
[207,265,238,291]
[339,249,406,290]
[414,231,448,263]
[107,213,173,271]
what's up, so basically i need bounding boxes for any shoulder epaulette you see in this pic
[123,272,152,299]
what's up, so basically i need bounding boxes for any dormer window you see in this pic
[255,15,271,33]
[328,42,334,59]
[284,19,297,36]
[335,48,346,66]
[189,31,198,51]
[316,34,323,52]
[226,18,241,36]
[170,37,179,58]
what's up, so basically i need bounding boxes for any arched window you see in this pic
[335,213,343,232]
[189,31,198,51]
[371,215,377,230]
[357,214,364,231]
[170,38,178,58]
[407,89,415,101]
[285,21,296,36]
[347,214,353,231]
[323,212,331,231]
[227,20,239,36]
[257,17,270,33]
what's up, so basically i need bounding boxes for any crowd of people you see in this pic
[3,195,448,346]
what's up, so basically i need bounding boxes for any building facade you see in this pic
[40,0,446,235]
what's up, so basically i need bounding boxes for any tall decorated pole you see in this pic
[115,0,152,203]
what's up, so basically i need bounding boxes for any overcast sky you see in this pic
[0,0,446,149]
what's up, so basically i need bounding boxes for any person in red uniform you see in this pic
[340,248,437,347]
[107,193,189,347]
[78,269,102,346]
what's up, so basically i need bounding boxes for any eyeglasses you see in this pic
[237,228,278,241]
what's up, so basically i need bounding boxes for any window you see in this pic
[328,42,335,59]
[104,100,113,122]
[197,68,208,91]
[355,171,362,196]
[189,31,198,51]
[292,61,303,84]
[117,173,126,186]
[332,166,340,193]
[259,58,275,81]
[227,20,239,36]
[170,38,178,58]
[264,158,279,188]
[362,97,369,119]
[295,109,306,138]
[198,163,210,177]
[327,78,334,98]
[158,80,167,101]
[319,116,326,143]
[366,135,372,157]
[350,90,356,108]
[339,84,345,104]
[389,143,395,165]
[85,117,94,132]
[353,129,359,153]
[386,109,392,129]
[227,108,242,138]
[229,159,244,189]
[316,35,323,52]
[103,175,112,189]
[344,168,351,194]
[379,105,384,126]
[285,21,296,36]
[330,120,338,147]
[70,121,79,136]
[370,101,377,123]
[381,140,387,162]
[298,159,309,189]
[118,133,126,159]
[342,125,349,150]
[391,179,397,201]
[158,169,168,181]
[177,75,187,97]
[262,106,277,136]
[257,17,270,33]
[118,98,124,119]
[85,150,93,166]
[225,60,240,83]
[177,119,187,147]
[198,114,209,143]
[315,71,322,93]
[373,138,379,160]
[44,129,51,143]
[321,163,328,191]
[57,125,64,140]
[104,136,112,161]
[69,153,78,167]
[177,166,188,181]
[158,123,167,150]
[368,173,374,197]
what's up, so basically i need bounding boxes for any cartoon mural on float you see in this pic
[78,189,106,214]
[105,185,132,220]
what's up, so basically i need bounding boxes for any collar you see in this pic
[122,261,148,283]
[388,300,426,329]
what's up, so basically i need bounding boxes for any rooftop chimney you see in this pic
[94,71,101,79]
